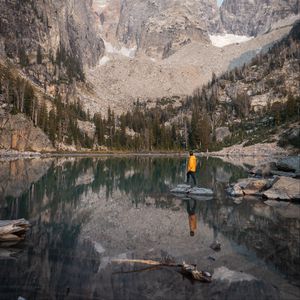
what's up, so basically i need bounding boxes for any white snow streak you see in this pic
[209,34,253,48]
[104,40,137,58]
[99,56,110,65]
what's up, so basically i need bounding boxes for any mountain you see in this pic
[113,0,221,58]
[179,20,300,150]
[0,0,104,92]
[0,0,299,152]
[83,17,295,116]
[220,0,300,36]
[88,20,300,152]
[0,0,105,152]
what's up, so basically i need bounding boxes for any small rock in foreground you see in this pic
[210,240,221,251]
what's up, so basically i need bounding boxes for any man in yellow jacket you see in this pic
[186,151,197,186]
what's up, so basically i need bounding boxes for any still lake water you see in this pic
[0,156,299,300]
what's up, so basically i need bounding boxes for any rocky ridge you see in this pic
[111,0,221,58]
[83,19,296,115]
[220,0,300,36]
[0,114,54,152]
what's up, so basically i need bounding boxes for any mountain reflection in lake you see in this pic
[0,156,299,300]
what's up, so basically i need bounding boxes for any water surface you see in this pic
[0,156,299,300]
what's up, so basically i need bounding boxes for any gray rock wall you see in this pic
[115,0,221,58]
[220,0,300,36]
[0,114,54,152]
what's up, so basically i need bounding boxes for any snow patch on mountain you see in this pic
[99,56,110,65]
[209,34,253,47]
[104,40,136,58]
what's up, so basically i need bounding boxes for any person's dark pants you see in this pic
[186,171,196,185]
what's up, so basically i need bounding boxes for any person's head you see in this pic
[190,231,194,236]
[189,151,193,156]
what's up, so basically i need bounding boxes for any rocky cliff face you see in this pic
[0,114,54,152]
[220,0,300,36]
[105,0,221,58]
[0,0,104,87]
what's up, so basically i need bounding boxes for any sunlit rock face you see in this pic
[0,114,54,152]
[104,0,222,58]
[220,0,300,36]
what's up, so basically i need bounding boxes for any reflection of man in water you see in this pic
[186,199,197,236]
[186,151,197,186]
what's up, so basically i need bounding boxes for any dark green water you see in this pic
[0,156,299,300]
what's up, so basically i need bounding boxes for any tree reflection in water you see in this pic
[0,156,299,299]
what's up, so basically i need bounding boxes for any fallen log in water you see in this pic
[112,259,212,282]
[0,219,30,242]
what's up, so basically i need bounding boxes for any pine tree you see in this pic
[18,46,29,67]
[37,45,43,64]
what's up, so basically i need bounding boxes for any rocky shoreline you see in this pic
[227,156,300,201]
[209,142,290,157]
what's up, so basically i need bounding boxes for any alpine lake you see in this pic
[0,155,299,300]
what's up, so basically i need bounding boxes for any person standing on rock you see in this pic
[186,151,197,186]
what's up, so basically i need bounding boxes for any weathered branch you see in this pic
[112,259,212,282]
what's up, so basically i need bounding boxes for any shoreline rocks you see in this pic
[228,175,300,201]
[228,156,300,201]
[263,177,300,201]
[227,178,273,197]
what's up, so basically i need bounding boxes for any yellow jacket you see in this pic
[187,155,197,172]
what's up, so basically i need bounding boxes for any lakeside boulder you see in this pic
[227,178,271,196]
[228,175,300,201]
[250,157,300,178]
[263,176,300,201]
[276,156,300,173]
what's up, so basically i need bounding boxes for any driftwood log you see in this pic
[112,259,212,282]
[0,219,30,242]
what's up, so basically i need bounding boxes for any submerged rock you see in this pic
[213,267,255,282]
[210,267,280,300]
[210,241,221,251]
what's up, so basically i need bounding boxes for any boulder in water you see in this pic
[170,184,213,196]
[228,178,272,197]
[210,267,280,300]
[170,184,191,193]
[263,176,300,200]
[187,187,214,196]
